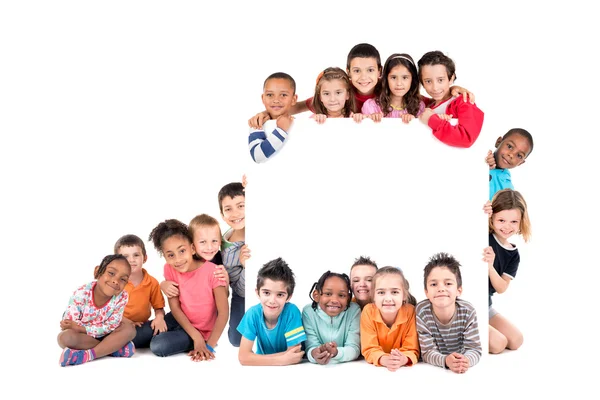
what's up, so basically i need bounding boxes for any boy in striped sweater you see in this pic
[416,252,482,373]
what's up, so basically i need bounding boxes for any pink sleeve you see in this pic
[361,98,381,115]
[416,101,425,117]
[427,99,484,148]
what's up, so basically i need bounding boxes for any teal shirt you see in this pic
[489,168,513,200]
[301,302,361,363]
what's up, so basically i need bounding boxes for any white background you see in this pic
[1,0,597,397]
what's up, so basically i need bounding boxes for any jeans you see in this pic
[227,291,245,347]
[132,320,155,349]
[149,312,193,357]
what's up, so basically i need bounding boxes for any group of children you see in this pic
[248,43,485,163]
[58,42,535,372]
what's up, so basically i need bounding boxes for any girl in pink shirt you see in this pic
[149,217,229,361]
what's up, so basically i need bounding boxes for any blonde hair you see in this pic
[189,214,221,239]
[372,266,417,306]
[489,189,531,242]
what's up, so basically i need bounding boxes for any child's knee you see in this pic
[507,330,524,350]
[57,330,77,348]
[489,331,508,354]
[149,336,169,357]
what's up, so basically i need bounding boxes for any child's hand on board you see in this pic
[482,246,495,267]
[282,344,304,365]
[248,111,270,129]
[313,114,328,124]
[240,244,251,268]
[486,150,496,169]
[401,113,414,124]
[368,113,383,123]
[160,280,179,298]
[418,108,433,125]
[276,114,294,132]
[352,113,367,123]
[483,200,493,215]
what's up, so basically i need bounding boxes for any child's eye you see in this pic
[108,271,114,276]
[367,68,374,73]
[517,154,523,159]
[392,290,399,295]
[277,293,286,298]
[239,204,245,209]
[430,283,436,287]
[121,278,128,283]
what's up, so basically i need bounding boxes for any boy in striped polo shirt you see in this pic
[416,252,482,373]
[237,257,306,365]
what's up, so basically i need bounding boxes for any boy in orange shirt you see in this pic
[115,234,167,348]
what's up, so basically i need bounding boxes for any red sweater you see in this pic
[426,97,484,148]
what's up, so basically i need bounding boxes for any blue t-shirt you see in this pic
[237,302,306,354]
[489,168,513,200]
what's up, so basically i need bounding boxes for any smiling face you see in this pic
[350,264,377,306]
[319,79,350,117]
[420,64,454,103]
[347,57,380,95]
[494,134,532,169]
[492,209,522,244]
[425,266,462,312]
[261,78,297,118]
[387,64,412,100]
[161,235,196,272]
[95,259,130,301]
[373,274,405,319]
[256,278,290,326]
[314,276,350,317]
[192,224,221,262]
[116,245,146,276]
[221,195,245,230]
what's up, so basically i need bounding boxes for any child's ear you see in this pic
[143,255,148,264]
[457,286,463,297]
[449,74,456,85]
[93,265,99,278]
[495,136,503,148]
[286,293,293,303]
[191,243,197,255]
[291,94,297,106]
[255,288,260,299]
[312,289,320,302]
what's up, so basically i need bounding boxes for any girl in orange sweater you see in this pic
[360,266,419,371]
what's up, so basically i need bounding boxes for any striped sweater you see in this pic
[248,121,291,163]
[416,298,482,368]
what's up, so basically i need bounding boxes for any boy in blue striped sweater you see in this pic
[248,72,297,163]
[237,257,306,365]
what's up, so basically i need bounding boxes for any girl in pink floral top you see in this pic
[57,254,136,366]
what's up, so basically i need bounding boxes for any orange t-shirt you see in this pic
[359,302,420,366]
[123,268,165,322]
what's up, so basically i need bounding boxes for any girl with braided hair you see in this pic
[301,271,361,365]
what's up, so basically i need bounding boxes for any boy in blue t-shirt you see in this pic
[237,257,306,365]
[486,128,534,200]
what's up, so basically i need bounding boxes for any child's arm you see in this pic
[159,280,179,298]
[359,306,387,366]
[462,307,482,368]
[302,305,324,364]
[248,101,310,129]
[151,308,167,334]
[150,277,167,333]
[449,85,475,104]
[397,306,420,366]
[419,99,484,148]
[238,338,304,366]
[484,246,512,294]
[205,286,229,349]
[168,296,214,360]
[416,305,447,368]
[248,115,294,164]
[330,303,361,363]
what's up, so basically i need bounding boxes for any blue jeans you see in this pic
[132,320,155,349]
[149,312,193,357]
[228,292,245,347]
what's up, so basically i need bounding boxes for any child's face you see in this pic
[221,195,245,230]
[347,57,380,95]
[420,64,454,102]
[256,278,290,321]
[425,266,462,311]
[96,259,130,298]
[492,209,522,242]
[161,235,195,272]
[350,264,376,303]
[192,225,222,262]
[373,274,405,317]
[319,79,349,115]
[315,276,350,317]
[262,78,297,118]
[388,64,412,99]
[116,245,146,276]
[494,134,531,169]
